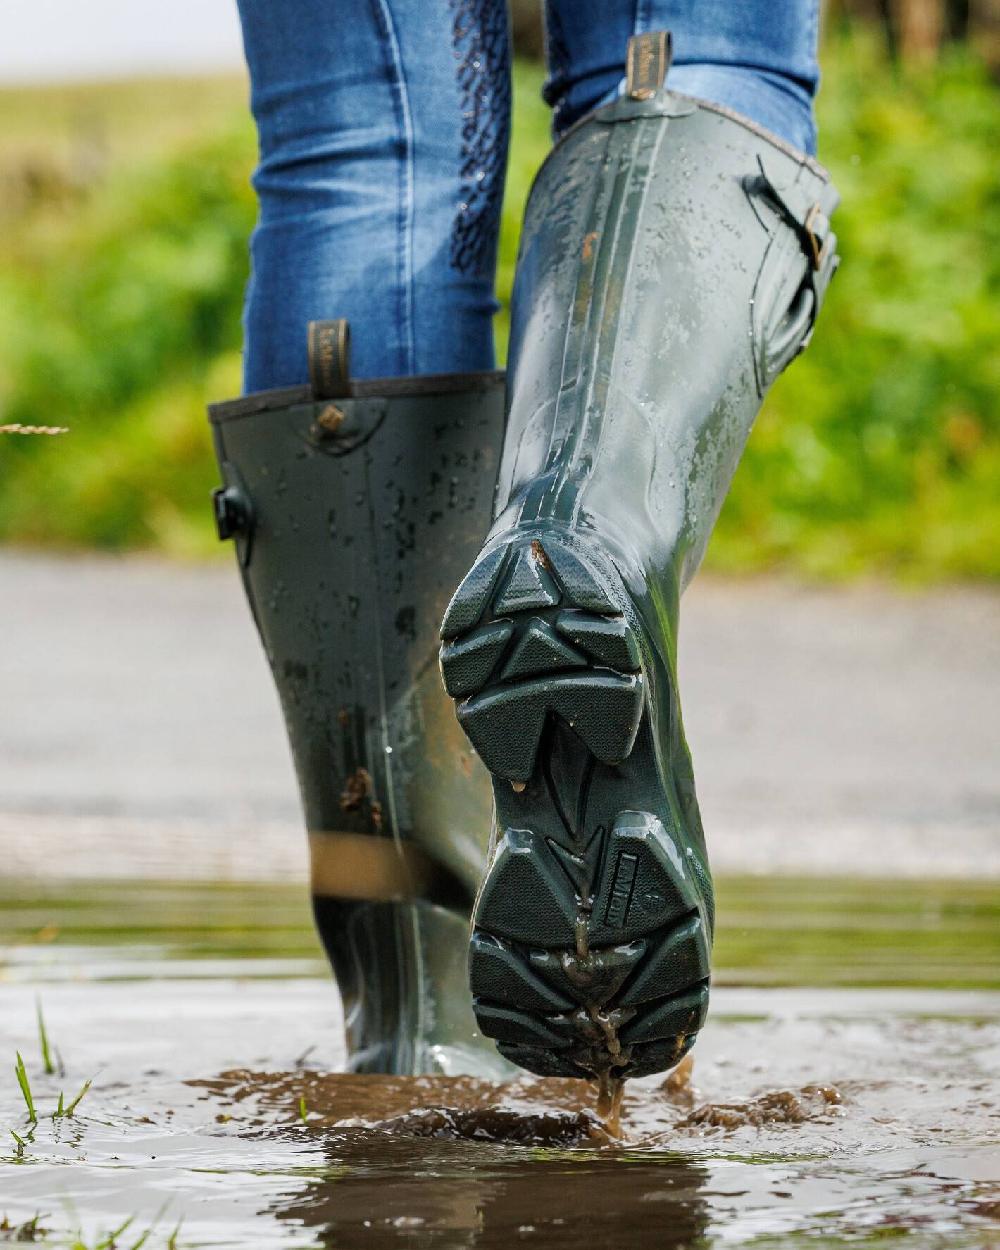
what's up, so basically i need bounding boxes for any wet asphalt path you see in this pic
[1,551,997,880]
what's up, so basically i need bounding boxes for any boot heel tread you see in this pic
[440,534,643,782]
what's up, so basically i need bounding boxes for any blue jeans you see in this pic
[236,0,821,390]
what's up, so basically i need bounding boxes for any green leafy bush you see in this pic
[0,105,254,554]
[713,32,1000,579]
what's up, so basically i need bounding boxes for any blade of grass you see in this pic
[36,998,55,1075]
[298,1095,308,1125]
[65,1077,93,1116]
[95,1214,134,1249]
[14,1214,48,1239]
[130,1197,171,1250]
[54,1090,66,1118]
[14,1052,36,1123]
[10,1129,26,1159]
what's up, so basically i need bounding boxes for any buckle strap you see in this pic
[753,156,840,318]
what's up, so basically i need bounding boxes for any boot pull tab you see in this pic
[626,30,673,100]
[308,318,351,399]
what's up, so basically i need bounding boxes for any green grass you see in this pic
[67,1213,169,1250]
[11,1031,91,1130]
[3,876,997,990]
[12,1054,35,1125]
[712,30,1000,580]
[60,1077,93,1118]
[0,33,997,577]
[713,875,1000,989]
[0,1212,47,1238]
[35,999,55,1076]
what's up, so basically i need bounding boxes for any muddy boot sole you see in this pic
[440,529,711,1080]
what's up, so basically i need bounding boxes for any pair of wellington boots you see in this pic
[210,33,838,1083]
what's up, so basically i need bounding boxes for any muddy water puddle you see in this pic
[0,879,998,1248]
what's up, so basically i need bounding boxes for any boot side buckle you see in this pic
[804,202,832,272]
[212,460,254,565]
[213,486,247,541]
[751,158,839,312]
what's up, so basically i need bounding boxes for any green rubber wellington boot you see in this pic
[441,32,840,1083]
[209,322,511,1075]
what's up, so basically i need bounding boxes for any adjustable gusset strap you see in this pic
[754,156,840,317]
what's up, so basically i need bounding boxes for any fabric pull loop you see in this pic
[308,319,351,399]
[626,30,673,100]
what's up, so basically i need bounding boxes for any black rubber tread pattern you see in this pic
[458,671,643,783]
[440,531,711,1081]
[500,620,586,682]
[440,620,514,698]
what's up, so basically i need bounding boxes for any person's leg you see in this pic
[236,0,511,389]
[543,0,820,153]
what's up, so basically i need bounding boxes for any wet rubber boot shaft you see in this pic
[210,326,509,1075]
[442,32,839,1083]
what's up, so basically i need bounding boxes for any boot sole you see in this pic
[440,530,710,1080]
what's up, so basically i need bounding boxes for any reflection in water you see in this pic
[277,1143,711,1249]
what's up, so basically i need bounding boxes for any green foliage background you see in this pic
[0,32,997,577]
